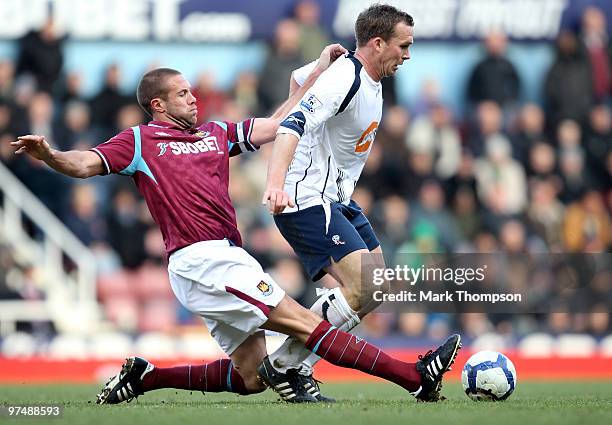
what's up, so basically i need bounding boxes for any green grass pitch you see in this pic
[1,381,611,425]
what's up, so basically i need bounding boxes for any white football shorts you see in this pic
[168,240,285,355]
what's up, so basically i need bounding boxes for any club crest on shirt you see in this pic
[300,93,322,114]
[256,280,273,296]
[195,131,210,138]
[332,234,345,245]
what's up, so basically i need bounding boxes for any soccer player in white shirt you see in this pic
[260,4,451,402]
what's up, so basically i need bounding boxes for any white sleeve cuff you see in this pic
[276,126,302,140]
[90,148,110,175]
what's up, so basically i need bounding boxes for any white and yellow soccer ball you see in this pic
[461,351,517,401]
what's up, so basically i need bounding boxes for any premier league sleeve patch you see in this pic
[300,93,322,114]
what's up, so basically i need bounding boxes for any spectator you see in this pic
[445,150,478,206]
[361,105,410,198]
[526,177,565,250]
[60,71,86,105]
[499,220,527,253]
[15,17,65,94]
[114,104,145,134]
[584,104,612,188]
[90,64,132,139]
[467,31,521,109]
[64,183,107,246]
[0,100,24,146]
[580,6,611,102]
[0,102,13,143]
[294,0,330,62]
[467,100,508,158]
[398,312,427,337]
[556,118,582,149]
[372,194,411,256]
[475,134,527,218]
[0,245,23,300]
[404,148,436,201]
[412,78,442,118]
[558,147,593,203]
[27,92,60,149]
[192,72,228,123]
[563,190,610,252]
[379,105,410,148]
[410,180,461,251]
[452,186,482,242]
[257,19,304,113]
[231,71,260,116]
[555,119,597,202]
[359,143,386,197]
[527,142,558,182]
[56,100,96,149]
[0,100,29,177]
[407,103,461,179]
[0,59,16,102]
[9,75,36,135]
[544,31,593,131]
[106,187,149,269]
[511,103,547,165]
[12,155,70,219]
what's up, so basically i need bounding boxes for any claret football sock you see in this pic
[305,320,422,393]
[268,288,360,374]
[142,359,250,395]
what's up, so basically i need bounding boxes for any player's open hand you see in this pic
[316,43,348,73]
[262,188,295,215]
[10,135,52,161]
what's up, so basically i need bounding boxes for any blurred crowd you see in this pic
[0,1,610,345]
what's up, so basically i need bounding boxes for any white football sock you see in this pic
[268,287,360,375]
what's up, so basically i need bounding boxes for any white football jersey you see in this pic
[277,53,383,212]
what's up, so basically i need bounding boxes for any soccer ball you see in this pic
[461,351,517,401]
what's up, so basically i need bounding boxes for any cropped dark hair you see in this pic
[136,68,182,116]
[355,4,414,47]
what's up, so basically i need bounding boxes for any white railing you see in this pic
[0,160,99,335]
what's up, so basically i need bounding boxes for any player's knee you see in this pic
[341,286,363,312]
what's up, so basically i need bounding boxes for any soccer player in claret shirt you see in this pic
[11,45,459,405]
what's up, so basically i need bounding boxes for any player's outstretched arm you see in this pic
[249,43,347,146]
[10,135,104,179]
[262,132,299,214]
[288,72,301,97]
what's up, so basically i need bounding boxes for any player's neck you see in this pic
[354,49,382,82]
[153,113,193,131]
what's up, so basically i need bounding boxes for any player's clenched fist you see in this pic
[10,135,52,161]
[316,43,348,73]
[262,188,295,215]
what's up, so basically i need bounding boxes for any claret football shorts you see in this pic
[168,240,285,355]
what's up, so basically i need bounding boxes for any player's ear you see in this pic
[371,36,385,52]
[150,97,165,114]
